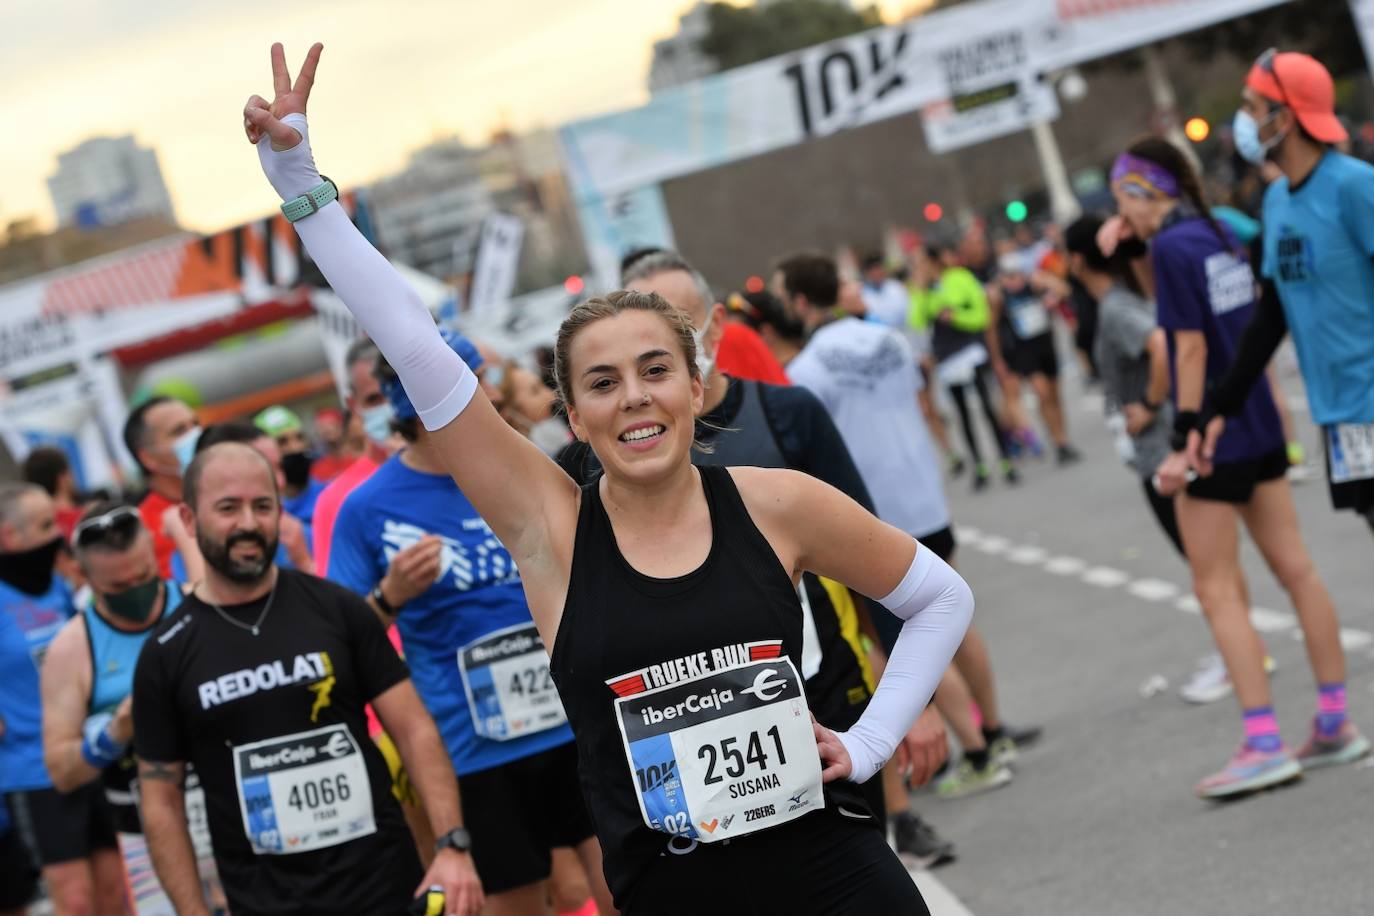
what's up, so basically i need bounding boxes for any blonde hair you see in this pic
[553,289,700,409]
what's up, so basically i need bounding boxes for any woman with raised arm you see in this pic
[244,44,971,914]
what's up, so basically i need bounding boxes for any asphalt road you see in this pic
[909,349,1374,916]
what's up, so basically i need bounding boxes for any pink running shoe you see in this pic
[1295,720,1371,770]
[1195,745,1302,800]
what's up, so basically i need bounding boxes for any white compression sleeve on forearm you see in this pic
[835,545,974,784]
[257,114,476,431]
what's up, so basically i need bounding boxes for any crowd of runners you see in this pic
[0,40,1371,916]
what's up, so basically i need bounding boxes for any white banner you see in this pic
[469,213,525,315]
[559,0,1290,199]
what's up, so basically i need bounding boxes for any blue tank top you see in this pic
[84,581,183,715]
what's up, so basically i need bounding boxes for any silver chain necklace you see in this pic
[201,574,279,637]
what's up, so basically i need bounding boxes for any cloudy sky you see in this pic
[2,0,920,233]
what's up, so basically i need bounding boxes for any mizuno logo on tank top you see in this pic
[196,651,334,711]
[605,640,784,696]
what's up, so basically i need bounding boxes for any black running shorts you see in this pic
[621,808,928,916]
[919,526,957,564]
[1186,447,1288,504]
[1009,333,1059,380]
[6,783,117,866]
[0,818,39,909]
[457,741,595,895]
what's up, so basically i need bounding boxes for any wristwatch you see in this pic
[280,176,338,223]
[370,582,398,616]
[435,827,472,855]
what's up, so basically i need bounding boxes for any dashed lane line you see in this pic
[955,526,1374,661]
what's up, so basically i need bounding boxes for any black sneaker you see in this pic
[985,723,1043,767]
[1056,444,1083,466]
[891,811,956,869]
[973,465,990,491]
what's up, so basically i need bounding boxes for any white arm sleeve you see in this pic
[834,545,974,784]
[257,114,476,431]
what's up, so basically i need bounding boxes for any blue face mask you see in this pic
[172,427,202,473]
[1233,109,1284,166]
[361,403,395,445]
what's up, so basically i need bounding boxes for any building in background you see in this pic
[47,135,176,230]
[648,3,718,95]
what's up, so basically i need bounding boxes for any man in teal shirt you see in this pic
[1194,50,1374,527]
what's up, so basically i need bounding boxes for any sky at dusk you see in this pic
[3,0,923,234]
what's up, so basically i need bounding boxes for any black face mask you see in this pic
[0,535,63,596]
[280,451,313,489]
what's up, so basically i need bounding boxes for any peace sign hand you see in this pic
[245,43,326,200]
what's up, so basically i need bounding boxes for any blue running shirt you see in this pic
[1261,151,1374,426]
[327,455,572,775]
[0,577,73,792]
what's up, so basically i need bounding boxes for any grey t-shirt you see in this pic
[1094,285,1172,478]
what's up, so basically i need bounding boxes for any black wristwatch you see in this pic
[1140,396,1162,413]
[370,582,397,616]
[435,827,472,855]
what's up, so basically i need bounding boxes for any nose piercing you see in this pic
[641,394,651,406]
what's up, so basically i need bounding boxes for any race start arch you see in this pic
[558,0,1296,288]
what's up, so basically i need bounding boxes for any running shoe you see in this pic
[935,758,1012,799]
[948,455,967,477]
[1295,720,1371,770]
[1194,745,1302,800]
[890,811,956,869]
[973,465,990,491]
[988,723,1043,767]
[1000,459,1020,485]
[1179,653,1278,705]
[1056,444,1083,466]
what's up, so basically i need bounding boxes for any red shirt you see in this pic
[716,323,790,385]
[139,490,179,579]
[311,454,382,573]
[310,453,355,483]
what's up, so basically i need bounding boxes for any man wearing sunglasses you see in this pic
[0,485,127,915]
[1191,50,1374,538]
[40,504,199,886]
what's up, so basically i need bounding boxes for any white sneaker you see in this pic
[1180,653,1278,705]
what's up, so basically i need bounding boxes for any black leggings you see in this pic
[1143,478,1185,557]
[622,810,928,915]
[948,366,1009,466]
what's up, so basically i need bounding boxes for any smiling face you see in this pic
[560,303,703,486]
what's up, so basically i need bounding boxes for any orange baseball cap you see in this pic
[1245,49,1348,144]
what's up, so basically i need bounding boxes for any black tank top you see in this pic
[550,465,870,904]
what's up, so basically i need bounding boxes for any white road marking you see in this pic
[1249,607,1297,633]
[1081,566,1130,588]
[911,869,977,916]
[1128,578,1180,602]
[1044,555,1088,576]
[1341,629,1374,651]
[1176,595,1202,614]
[974,536,1010,555]
[1006,545,1049,565]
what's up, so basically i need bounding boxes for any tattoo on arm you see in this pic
[138,759,185,786]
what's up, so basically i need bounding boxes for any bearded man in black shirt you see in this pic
[133,442,482,916]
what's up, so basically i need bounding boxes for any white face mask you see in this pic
[528,417,570,456]
[361,403,395,445]
[691,306,717,380]
[171,427,203,474]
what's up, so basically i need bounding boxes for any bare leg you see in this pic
[548,848,593,913]
[484,881,552,916]
[952,625,1001,733]
[933,667,986,752]
[1030,373,1069,448]
[1177,493,1271,709]
[1238,478,1345,686]
[90,847,126,916]
[42,859,94,916]
[574,835,618,916]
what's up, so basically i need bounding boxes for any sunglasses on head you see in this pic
[1256,48,1291,108]
[73,506,142,548]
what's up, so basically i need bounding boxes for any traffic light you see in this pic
[1005,200,1028,223]
[1185,117,1211,143]
[924,203,944,223]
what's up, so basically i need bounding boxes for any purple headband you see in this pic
[1110,153,1181,200]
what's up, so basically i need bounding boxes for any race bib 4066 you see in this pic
[233,724,375,855]
[612,645,823,845]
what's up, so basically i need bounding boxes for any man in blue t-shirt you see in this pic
[327,331,613,915]
[1195,51,1374,526]
[0,484,124,915]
